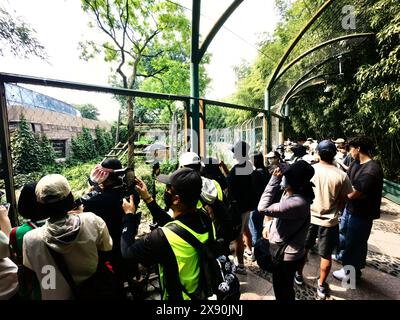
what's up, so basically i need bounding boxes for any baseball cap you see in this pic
[317,140,337,156]
[36,174,72,204]
[157,167,202,206]
[179,152,201,167]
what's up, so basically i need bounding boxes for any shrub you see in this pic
[10,115,42,174]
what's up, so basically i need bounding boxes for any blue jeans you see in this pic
[337,208,373,271]
[248,210,263,246]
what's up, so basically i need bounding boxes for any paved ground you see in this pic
[239,197,400,300]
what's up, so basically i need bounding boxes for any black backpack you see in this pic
[166,222,240,300]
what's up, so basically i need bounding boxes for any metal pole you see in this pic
[115,108,121,144]
[0,82,18,227]
[264,88,272,152]
[190,0,201,155]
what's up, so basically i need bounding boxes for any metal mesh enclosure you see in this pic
[269,0,375,111]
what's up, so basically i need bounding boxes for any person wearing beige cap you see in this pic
[22,174,114,300]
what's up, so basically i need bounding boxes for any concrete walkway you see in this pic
[240,198,400,300]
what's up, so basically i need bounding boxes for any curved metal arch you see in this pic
[280,73,338,115]
[281,50,352,107]
[270,33,374,89]
[266,0,336,91]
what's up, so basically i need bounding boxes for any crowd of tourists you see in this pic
[0,135,383,301]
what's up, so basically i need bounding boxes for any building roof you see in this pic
[5,83,81,117]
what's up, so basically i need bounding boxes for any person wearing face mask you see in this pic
[257,160,314,301]
[121,168,215,300]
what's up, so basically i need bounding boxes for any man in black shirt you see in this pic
[333,136,383,281]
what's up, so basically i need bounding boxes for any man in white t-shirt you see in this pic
[22,174,113,300]
[295,140,353,299]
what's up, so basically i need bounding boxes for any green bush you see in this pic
[71,127,98,161]
[10,115,42,174]
[38,134,56,166]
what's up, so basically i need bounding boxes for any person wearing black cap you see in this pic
[295,140,353,299]
[258,160,314,301]
[121,168,215,300]
[82,158,140,295]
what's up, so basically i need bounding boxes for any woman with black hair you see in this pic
[258,160,314,301]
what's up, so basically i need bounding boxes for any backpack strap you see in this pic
[45,245,79,299]
[164,223,211,300]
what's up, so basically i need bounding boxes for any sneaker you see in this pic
[244,249,255,262]
[294,272,304,285]
[317,281,330,300]
[332,268,347,281]
[234,264,247,275]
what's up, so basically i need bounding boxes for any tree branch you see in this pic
[136,66,168,78]
[142,50,164,58]
[138,29,161,54]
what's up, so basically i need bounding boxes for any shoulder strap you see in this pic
[164,222,212,300]
[45,245,79,299]
[166,223,206,251]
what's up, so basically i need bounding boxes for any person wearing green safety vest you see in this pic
[121,167,216,300]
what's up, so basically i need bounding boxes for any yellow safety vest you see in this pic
[160,219,216,300]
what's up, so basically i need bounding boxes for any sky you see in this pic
[0,0,280,122]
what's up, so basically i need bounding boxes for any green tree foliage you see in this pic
[0,6,46,58]
[75,103,100,120]
[233,0,399,181]
[10,115,42,173]
[94,126,109,156]
[80,0,192,168]
[71,128,98,161]
[38,134,56,166]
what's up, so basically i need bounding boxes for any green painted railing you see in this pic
[383,179,400,205]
